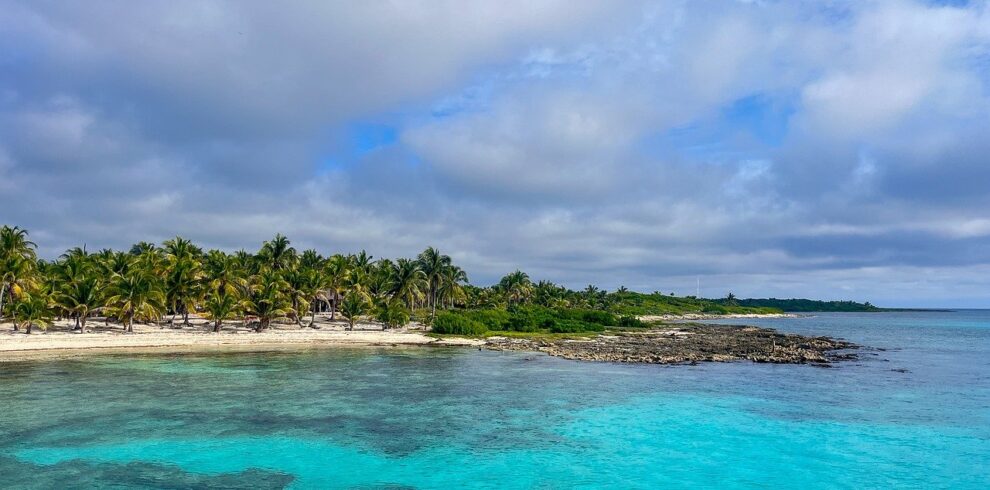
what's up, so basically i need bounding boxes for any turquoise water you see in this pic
[2,311,989,488]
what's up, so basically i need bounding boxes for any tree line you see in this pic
[0,226,469,333]
[1,225,790,335]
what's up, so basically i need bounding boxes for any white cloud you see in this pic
[2,0,990,305]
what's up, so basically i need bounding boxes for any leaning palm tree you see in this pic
[339,291,369,331]
[105,270,166,333]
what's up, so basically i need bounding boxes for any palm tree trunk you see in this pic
[26,321,32,335]
[80,315,87,334]
[214,319,222,333]
[0,284,6,324]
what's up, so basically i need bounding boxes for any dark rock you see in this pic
[484,324,860,366]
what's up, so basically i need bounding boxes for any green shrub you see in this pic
[701,303,728,314]
[464,309,510,330]
[549,320,604,333]
[504,305,554,332]
[580,309,616,325]
[432,311,487,335]
[617,316,645,328]
[375,301,411,329]
[554,308,616,326]
[506,312,540,332]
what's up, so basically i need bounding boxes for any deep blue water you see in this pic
[1,311,989,488]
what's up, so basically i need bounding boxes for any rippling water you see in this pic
[2,311,989,488]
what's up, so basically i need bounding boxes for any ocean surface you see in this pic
[1,311,989,489]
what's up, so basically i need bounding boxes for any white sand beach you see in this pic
[0,315,481,361]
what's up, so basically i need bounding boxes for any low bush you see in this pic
[617,316,646,328]
[555,308,616,326]
[431,311,487,335]
[464,309,510,330]
[701,303,728,314]
[549,319,604,333]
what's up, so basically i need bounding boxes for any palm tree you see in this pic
[725,292,738,307]
[129,241,158,255]
[56,276,101,333]
[243,270,291,332]
[0,226,38,325]
[258,234,296,271]
[534,280,567,307]
[300,249,323,269]
[232,249,257,276]
[351,250,373,274]
[163,237,203,327]
[417,247,451,320]
[499,270,533,305]
[324,254,349,320]
[389,258,427,309]
[13,289,53,334]
[339,291,369,331]
[365,261,392,303]
[102,251,133,277]
[105,269,166,333]
[284,266,325,327]
[0,255,37,331]
[203,289,243,333]
[437,265,468,309]
[375,298,410,330]
[203,250,245,296]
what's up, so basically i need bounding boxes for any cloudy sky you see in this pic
[1,0,989,307]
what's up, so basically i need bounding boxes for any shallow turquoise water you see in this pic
[2,311,989,488]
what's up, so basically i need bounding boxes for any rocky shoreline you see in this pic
[484,323,858,365]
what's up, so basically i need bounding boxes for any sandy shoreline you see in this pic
[0,317,481,362]
[1,312,797,362]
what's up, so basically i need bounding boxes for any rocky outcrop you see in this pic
[484,324,857,365]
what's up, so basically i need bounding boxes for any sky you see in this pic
[1,0,989,307]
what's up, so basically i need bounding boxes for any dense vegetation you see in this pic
[724,298,881,312]
[1,225,827,337]
[0,225,467,333]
